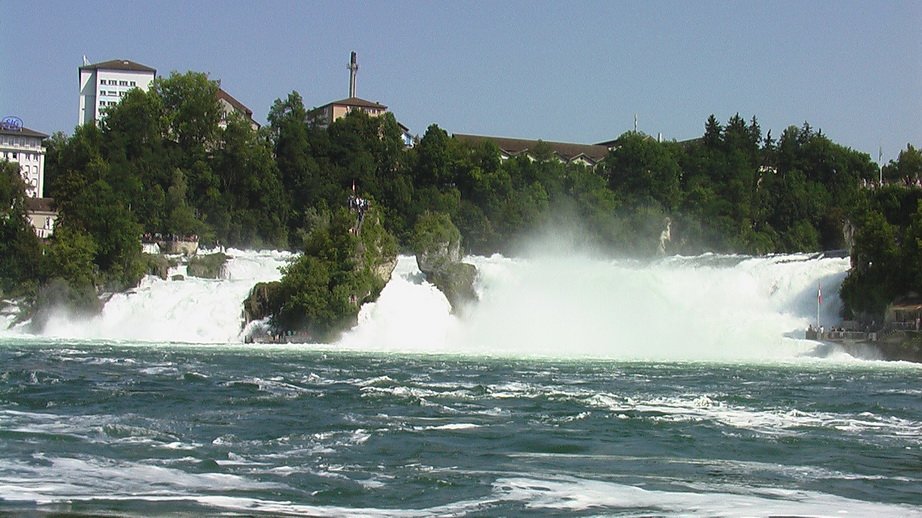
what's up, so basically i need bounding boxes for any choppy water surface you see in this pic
[1,340,920,516]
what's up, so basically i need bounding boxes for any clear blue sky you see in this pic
[2,1,919,162]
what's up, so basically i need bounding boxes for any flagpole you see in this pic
[817,283,822,332]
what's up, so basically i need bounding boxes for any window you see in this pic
[130,81,136,86]
[99,101,106,107]
[119,80,128,86]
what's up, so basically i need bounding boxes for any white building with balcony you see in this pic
[79,59,156,126]
[1,121,47,198]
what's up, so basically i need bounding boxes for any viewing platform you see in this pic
[806,323,922,362]
[142,233,200,256]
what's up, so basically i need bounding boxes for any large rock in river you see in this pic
[412,212,478,313]
[242,205,398,342]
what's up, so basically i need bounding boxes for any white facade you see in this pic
[79,59,156,126]
[1,126,47,198]
[25,198,56,239]
[217,88,260,131]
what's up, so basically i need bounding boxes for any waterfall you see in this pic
[341,252,849,360]
[4,249,851,360]
[3,249,293,343]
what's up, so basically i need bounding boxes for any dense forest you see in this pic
[1,70,921,325]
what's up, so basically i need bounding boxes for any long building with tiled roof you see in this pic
[453,133,610,168]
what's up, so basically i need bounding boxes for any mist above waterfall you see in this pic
[341,251,849,361]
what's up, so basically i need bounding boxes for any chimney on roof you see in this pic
[348,51,358,98]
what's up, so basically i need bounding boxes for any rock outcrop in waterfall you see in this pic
[242,203,397,342]
[411,212,478,313]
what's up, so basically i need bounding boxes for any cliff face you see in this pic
[873,332,922,362]
[243,281,280,325]
[412,212,478,313]
[424,262,478,313]
[186,253,227,279]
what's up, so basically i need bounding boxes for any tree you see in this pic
[703,114,722,149]
[212,116,288,248]
[414,124,456,188]
[44,223,97,290]
[604,132,681,211]
[164,169,203,236]
[153,71,222,152]
[840,210,900,319]
[268,91,321,239]
[0,162,43,296]
[882,144,922,184]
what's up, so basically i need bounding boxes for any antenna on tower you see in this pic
[348,51,358,98]
[879,143,883,184]
[633,113,638,133]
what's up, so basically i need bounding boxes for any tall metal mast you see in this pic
[348,51,358,98]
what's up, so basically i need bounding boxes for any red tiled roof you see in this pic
[323,97,388,110]
[217,88,254,117]
[80,59,156,73]
[453,134,609,163]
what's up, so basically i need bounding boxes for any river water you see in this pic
[1,251,920,516]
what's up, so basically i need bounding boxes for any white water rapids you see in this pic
[2,249,851,361]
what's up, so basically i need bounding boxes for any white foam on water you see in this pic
[1,454,917,517]
[583,392,922,441]
[487,475,922,516]
[7,249,292,344]
[337,255,460,353]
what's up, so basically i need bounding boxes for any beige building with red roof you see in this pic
[308,96,389,129]
[307,52,389,128]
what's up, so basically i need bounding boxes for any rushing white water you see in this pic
[2,248,852,360]
[3,249,293,343]
[342,252,850,360]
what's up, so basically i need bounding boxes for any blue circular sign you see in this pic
[1,116,23,131]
